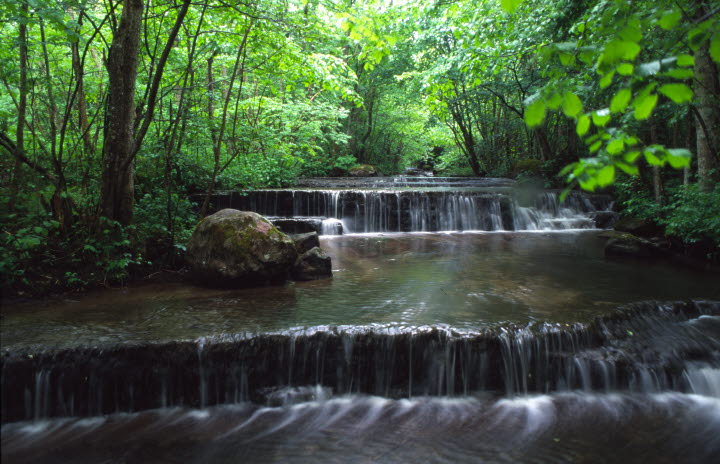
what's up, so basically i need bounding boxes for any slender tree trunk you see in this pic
[8,1,28,212]
[694,37,720,192]
[100,0,143,226]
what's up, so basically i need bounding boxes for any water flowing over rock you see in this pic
[2,300,717,423]
[202,183,612,235]
[185,209,298,287]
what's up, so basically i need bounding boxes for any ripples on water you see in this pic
[2,232,719,349]
[3,391,719,463]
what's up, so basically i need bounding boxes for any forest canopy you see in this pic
[1,0,718,294]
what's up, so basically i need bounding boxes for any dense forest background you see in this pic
[1,0,718,296]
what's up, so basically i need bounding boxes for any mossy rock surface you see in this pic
[186,209,298,287]
[348,164,382,177]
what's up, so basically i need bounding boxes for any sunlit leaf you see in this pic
[562,92,583,118]
[500,0,523,13]
[616,63,634,76]
[615,162,639,176]
[643,148,665,166]
[597,165,615,187]
[658,83,693,103]
[576,114,591,136]
[524,99,546,127]
[606,138,624,155]
[610,88,632,113]
[666,148,692,168]
[591,109,611,127]
[710,33,720,63]
[659,9,682,30]
[676,54,695,67]
[633,93,658,120]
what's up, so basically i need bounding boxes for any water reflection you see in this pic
[2,231,718,349]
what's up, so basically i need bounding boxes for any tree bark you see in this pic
[100,0,143,226]
[8,1,28,212]
[693,10,720,192]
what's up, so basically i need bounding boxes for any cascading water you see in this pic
[203,177,612,235]
[3,177,719,463]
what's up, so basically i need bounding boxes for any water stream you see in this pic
[2,177,719,463]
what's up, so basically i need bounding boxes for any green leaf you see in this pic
[633,93,658,120]
[576,114,591,136]
[676,55,694,67]
[624,151,641,163]
[615,162,639,176]
[659,9,682,30]
[710,33,720,64]
[644,149,665,166]
[666,148,692,168]
[663,68,694,80]
[607,138,625,155]
[591,109,611,127]
[599,71,614,89]
[616,63,634,76]
[500,0,523,13]
[524,99,546,127]
[546,93,563,110]
[601,40,641,66]
[589,140,602,152]
[562,92,583,118]
[689,26,710,51]
[610,88,632,113]
[597,165,615,187]
[658,83,693,103]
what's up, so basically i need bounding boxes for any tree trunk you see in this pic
[100,0,143,226]
[694,10,720,192]
[8,1,28,212]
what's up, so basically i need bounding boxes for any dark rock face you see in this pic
[592,210,619,229]
[614,217,663,237]
[269,217,322,235]
[186,209,298,287]
[292,247,332,281]
[603,231,661,259]
[291,232,320,255]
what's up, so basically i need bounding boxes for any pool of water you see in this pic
[2,231,718,350]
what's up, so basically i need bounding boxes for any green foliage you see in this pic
[663,185,720,246]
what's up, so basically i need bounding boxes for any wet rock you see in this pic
[349,164,382,177]
[292,247,332,281]
[592,211,619,229]
[270,217,322,235]
[603,231,661,259]
[614,217,663,237]
[291,232,320,254]
[186,209,298,287]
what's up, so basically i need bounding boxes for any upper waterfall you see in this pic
[202,177,614,235]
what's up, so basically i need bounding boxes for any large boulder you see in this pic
[186,209,298,287]
[292,247,332,281]
[348,164,382,177]
[613,217,662,237]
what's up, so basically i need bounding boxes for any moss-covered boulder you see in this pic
[348,164,382,177]
[186,209,298,287]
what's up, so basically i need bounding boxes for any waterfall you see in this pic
[213,188,610,235]
[3,300,717,423]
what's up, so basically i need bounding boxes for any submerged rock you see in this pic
[292,246,332,281]
[602,231,662,259]
[186,209,298,287]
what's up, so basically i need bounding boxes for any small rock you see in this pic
[292,247,332,281]
[291,232,320,255]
